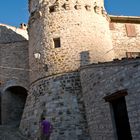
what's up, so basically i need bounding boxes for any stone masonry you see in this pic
[20,72,90,140]
[0,24,29,89]
[0,0,140,140]
[28,0,114,82]
[0,24,29,127]
[110,16,140,59]
[80,58,140,140]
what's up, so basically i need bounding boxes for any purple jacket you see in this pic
[41,120,52,135]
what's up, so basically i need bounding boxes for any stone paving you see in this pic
[0,125,27,140]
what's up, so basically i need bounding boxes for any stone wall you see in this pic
[28,0,114,82]
[24,0,115,139]
[110,16,140,59]
[0,41,29,90]
[0,24,29,125]
[0,24,28,42]
[80,58,140,140]
[0,24,29,90]
[20,72,90,140]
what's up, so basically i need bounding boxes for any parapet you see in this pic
[110,15,140,24]
[0,23,28,43]
[80,57,140,70]
[29,0,108,22]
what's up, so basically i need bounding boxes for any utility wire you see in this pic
[0,65,31,71]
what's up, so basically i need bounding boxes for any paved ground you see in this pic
[0,125,27,140]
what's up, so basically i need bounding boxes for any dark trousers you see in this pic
[41,133,50,140]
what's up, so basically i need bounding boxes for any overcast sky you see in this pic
[0,0,140,26]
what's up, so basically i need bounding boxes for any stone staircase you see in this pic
[0,125,28,140]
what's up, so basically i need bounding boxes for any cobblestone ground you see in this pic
[0,125,27,140]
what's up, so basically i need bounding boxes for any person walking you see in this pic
[40,117,53,140]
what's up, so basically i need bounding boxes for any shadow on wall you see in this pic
[0,26,27,44]
[80,51,90,67]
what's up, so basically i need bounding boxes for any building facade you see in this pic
[0,0,140,140]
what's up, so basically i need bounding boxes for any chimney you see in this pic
[19,23,27,30]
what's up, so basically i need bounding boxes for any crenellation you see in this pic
[28,0,114,82]
[28,0,106,17]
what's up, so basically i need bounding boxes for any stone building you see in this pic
[0,0,140,140]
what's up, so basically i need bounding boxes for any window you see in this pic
[104,90,132,140]
[49,6,55,13]
[109,22,115,30]
[125,24,136,37]
[31,11,35,17]
[126,52,140,58]
[53,38,61,48]
[43,64,48,72]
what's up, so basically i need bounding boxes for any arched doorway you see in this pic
[0,91,1,125]
[2,86,27,127]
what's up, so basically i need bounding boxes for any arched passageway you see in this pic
[0,92,1,125]
[1,86,27,127]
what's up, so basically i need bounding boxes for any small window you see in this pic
[43,64,48,72]
[53,38,61,48]
[31,11,35,17]
[126,52,140,58]
[109,22,115,30]
[125,24,136,37]
[49,6,55,13]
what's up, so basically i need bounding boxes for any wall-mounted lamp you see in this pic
[33,52,48,72]
[34,52,41,60]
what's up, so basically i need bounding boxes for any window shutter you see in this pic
[126,52,140,58]
[126,52,132,58]
[125,24,136,37]
[109,22,115,30]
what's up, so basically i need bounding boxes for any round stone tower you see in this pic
[20,0,114,140]
[28,0,114,82]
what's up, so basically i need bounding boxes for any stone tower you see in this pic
[20,0,114,139]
